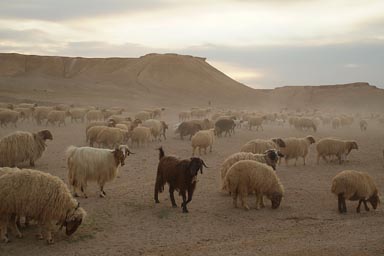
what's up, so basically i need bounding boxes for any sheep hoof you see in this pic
[99,193,105,198]
[172,204,177,208]
[46,239,54,245]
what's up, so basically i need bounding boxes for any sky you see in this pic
[0,0,383,89]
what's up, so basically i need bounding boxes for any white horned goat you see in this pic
[0,169,86,244]
[279,135,316,166]
[0,130,53,167]
[331,170,380,213]
[316,138,358,164]
[223,160,284,210]
[66,145,133,198]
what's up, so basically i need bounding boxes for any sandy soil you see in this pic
[0,110,384,256]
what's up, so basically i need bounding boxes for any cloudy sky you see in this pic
[0,0,383,89]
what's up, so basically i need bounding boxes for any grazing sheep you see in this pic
[95,127,129,148]
[223,160,284,210]
[191,129,215,156]
[85,120,116,137]
[175,121,202,140]
[154,147,208,213]
[0,169,86,244]
[220,149,283,188]
[66,145,133,198]
[0,130,53,167]
[69,108,88,123]
[279,136,316,166]
[86,110,104,123]
[359,120,368,131]
[130,126,151,147]
[33,106,53,125]
[0,110,21,127]
[248,116,266,131]
[241,138,286,154]
[316,138,358,164]
[87,126,109,146]
[331,170,380,213]
[46,110,69,127]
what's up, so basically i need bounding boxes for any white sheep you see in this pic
[0,130,53,167]
[134,111,151,121]
[220,149,283,190]
[223,160,284,210]
[331,170,380,213]
[95,127,129,148]
[316,138,358,164]
[66,145,133,198]
[142,119,163,141]
[359,120,368,131]
[279,135,316,166]
[130,126,151,147]
[46,110,69,126]
[191,129,215,156]
[0,109,21,127]
[248,116,266,131]
[14,107,34,122]
[33,106,53,125]
[0,168,86,244]
[240,138,286,154]
[86,110,104,123]
[69,108,88,123]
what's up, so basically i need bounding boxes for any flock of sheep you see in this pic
[0,102,382,245]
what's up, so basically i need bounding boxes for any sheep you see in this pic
[94,127,129,148]
[0,168,86,244]
[215,118,235,137]
[66,145,133,198]
[331,170,380,213]
[46,110,69,127]
[294,118,317,132]
[14,107,34,122]
[160,121,168,140]
[316,138,358,164]
[220,149,283,189]
[248,116,266,131]
[332,118,341,129]
[223,160,284,210]
[154,147,208,213]
[16,103,37,108]
[142,119,163,141]
[175,121,202,140]
[0,130,53,167]
[69,108,88,123]
[0,110,21,127]
[191,129,215,156]
[0,102,13,109]
[33,106,53,125]
[179,111,191,121]
[241,138,286,154]
[359,120,368,131]
[279,136,316,166]
[135,111,151,121]
[85,120,116,136]
[130,126,151,147]
[86,110,104,123]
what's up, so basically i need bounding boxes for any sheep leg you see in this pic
[169,186,177,207]
[338,193,347,213]
[29,159,35,167]
[209,144,212,152]
[81,185,88,198]
[240,194,250,211]
[99,184,106,198]
[362,200,370,211]
[10,214,22,238]
[0,220,9,243]
[232,192,238,208]
[356,199,363,213]
[198,147,202,156]
[181,192,189,213]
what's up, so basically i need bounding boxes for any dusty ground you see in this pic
[0,109,384,256]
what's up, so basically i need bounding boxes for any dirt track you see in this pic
[0,111,383,256]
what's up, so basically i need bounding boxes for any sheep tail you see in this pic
[158,146,165,160]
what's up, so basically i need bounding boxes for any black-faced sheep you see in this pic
[316,138,358,164]
[66,145,133,198]
[0,169,86,244]
[331,170,380,213]
[223,160,284,210]
[0,130,53,167]
[154,147,208,213]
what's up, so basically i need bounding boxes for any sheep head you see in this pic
[368,192,380,210]
[189,157,208,176]
[37,130,53,141]
[346,141,358,155]
[305,136,316,144]
[269,192,283,209]
[64,202,86,236]
[263,149,280,170]
[113,147,128,166]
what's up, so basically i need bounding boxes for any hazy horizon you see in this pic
[0,0,383,89]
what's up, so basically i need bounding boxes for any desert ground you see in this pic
[0,106,383,256]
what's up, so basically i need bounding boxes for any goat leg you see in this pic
[181,192,188,213]
[169,187,177,207]
[363,200,370,211]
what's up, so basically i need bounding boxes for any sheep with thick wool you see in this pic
[33,106,53,125]
[86,110,104,123]
[94,127,129,148]
[248,116,266,131]
[0,169,86,244]
[69,108,88,123]
[130,126,151,147]
[191,129,215,156]
[331,170,380,213]
[142,119,163,141]
[46,110,69,127]
[316,138,358,164]
[66,145,133,198]
[0,110,21,127]
[220,149,283,190]
[0,130,53,167]
[279,135,316,166]
[241,138,286,154]
[223,160,284,210]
